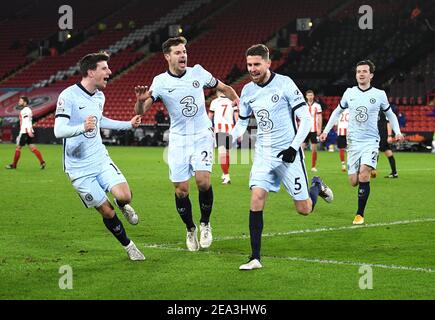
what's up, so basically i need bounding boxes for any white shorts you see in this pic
[168,130,214,182]
[70,160,127,208]
[249,149,309,201]
[347,143,379,175]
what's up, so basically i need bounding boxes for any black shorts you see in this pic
[18,133,33,146]
[304,132,319,144]
[215,132,230,150]
[379,134,392,152]
[337,135,347,149]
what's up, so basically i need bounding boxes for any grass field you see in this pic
[0,143,434,300]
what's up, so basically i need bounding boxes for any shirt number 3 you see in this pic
[180,96,198,117]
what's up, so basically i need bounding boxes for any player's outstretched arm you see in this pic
[134,85,153,115]
[320,106,344,141]
[216,81,240,106]
[54,115,94,138]
[229,116,249,144]
[100,115,141,130]
[384,107,404,141]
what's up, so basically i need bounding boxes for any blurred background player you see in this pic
[134,37,239,251]
[320,60,403,225]
[371,110,399,178]
[5,96,45,169]
[54,52,145,261]
[231,44,333,271]
[336,108,349,172]
[302,90,322,172]
[208,90,239,184]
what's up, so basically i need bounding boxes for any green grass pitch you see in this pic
[0,143,434,299]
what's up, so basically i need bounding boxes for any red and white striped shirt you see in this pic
[337,108,349,136]
[19,106,33,134]
[308,102,322,132]
[209,96,238,133]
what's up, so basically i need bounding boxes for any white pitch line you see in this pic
[142,244,435,274]
[214,217,435,242]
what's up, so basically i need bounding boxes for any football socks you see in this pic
[357,181,370,217]
[249,210,263,261]
[175,194,195,230]
[199,186,213,225]
[103,214,130,246]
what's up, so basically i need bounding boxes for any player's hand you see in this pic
[232,98,240,108]
[134,85,152,103]
[387,136,394,144]
[277,146,297,163]
[395,134,404,142]
[28,131,34,138]
[84,116,96,132]
[130,115,142,128]
[319,132,328,142]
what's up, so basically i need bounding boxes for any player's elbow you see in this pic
[54,125,62,139]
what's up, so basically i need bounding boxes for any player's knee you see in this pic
[116,192,132,204]
[97,201,115,219]
[175,185,189,198]
[296,202,312,216]
[359,171,370,182]
[197,181,211,192]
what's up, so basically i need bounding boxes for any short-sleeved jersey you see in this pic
[19,106,33,134]
[150,64,218,136]
[55,83,108,177]
[238,73,306,155]
[307,102,322,132]
[209,96,238,133]
[339,86,390,143]
[337,108,349,136]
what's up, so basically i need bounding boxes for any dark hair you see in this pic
[356,60,375,73]
[20,96,29,104]
[162,36,187,54]
[79,51,110,77]
[305,90,315,95]
[246,44,269,60]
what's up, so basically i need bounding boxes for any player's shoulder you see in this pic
[21,106,31,114]
[192,64,205,72]
[59,83,79,97]
[153,71,168,82]
[371,86,387,96]
[313,101,322,109]
[274,73,292,82]
[241,81,256,96]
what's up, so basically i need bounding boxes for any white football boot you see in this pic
[239,258,263,270]
[199,222,213,248]
[186,225,200,251]
[115,199,139,225]
[311,176,333,203]
[124,241,145,261]
[222,174,231,184]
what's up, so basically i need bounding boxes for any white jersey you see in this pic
[337,108,349,136]
[339,86,390,144]
[238,72,307,155]
[19,106,33,134]
[56,83,108,178]
[307,102,322,132]
[150,64,218,136]
[209,96,238,133]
